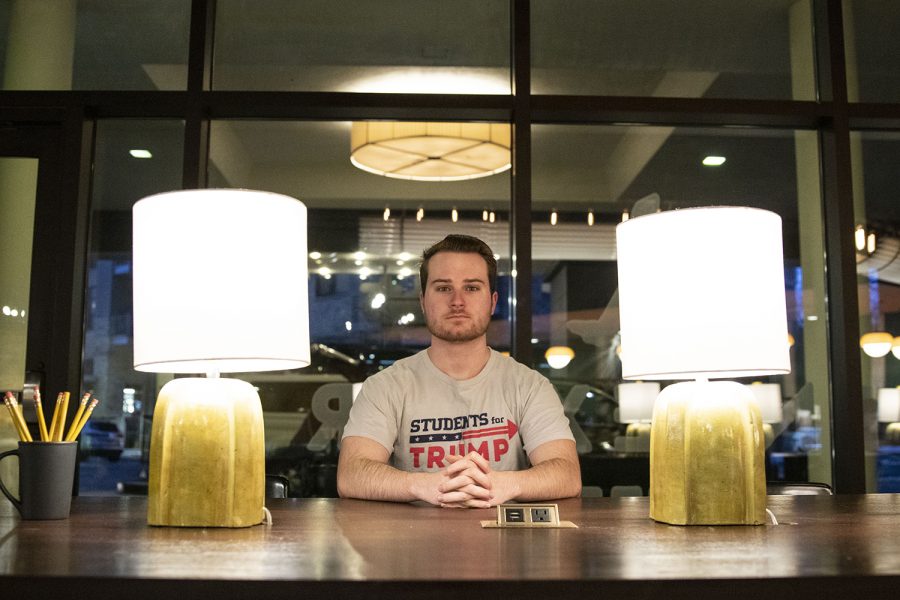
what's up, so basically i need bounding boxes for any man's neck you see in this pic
[427,337,491,381]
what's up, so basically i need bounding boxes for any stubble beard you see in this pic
[425,311,490,343]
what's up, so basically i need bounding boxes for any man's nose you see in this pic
[449,290,464,306]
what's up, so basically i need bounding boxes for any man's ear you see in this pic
[491,291,498,315]
[420,293,426,315]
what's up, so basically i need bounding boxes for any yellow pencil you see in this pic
[65,391,92,442]
[54,391,70,442]
[4,396,24,440]
[34,386,50,441]
[67,398,99,442]
[4,394,33,442]
[48,392,63,441]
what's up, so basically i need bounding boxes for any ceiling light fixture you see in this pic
[861,331,894,358]
[702,155,726,166]
[350,122,511,181]
[129,149,152,159]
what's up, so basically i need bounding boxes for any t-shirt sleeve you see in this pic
[341,375,399,454]
[518,376,575,456]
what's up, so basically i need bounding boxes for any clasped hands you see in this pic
[431,451,514,508]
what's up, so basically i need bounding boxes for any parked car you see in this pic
[79,420,124,461]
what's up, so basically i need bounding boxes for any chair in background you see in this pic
[265,474,290,499]
[610,485,644,498]
[581,486,604,497]
[766,481,833,496]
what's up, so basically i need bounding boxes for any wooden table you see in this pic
[3,495,900,599]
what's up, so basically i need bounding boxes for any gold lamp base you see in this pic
[886,422,900,445]
[649,380,766,526]
[148,378,265,527]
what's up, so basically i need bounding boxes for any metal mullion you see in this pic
[531,96,827,129]
[182,0,216,189]
[511,0,532,364]
[817,0,865,494]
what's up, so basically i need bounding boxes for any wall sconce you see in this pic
[861,331,894,358]
[545,346,574,369]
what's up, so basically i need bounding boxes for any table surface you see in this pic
[3,494,900,599]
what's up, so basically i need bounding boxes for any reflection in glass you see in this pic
[532,123,830,495]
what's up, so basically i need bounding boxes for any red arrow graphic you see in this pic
[461,420,518,440]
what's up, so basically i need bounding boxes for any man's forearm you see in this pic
[496,457,582,503]
[337,456,437,503]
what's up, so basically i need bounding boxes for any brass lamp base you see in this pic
[148,378,265,527]
[886,422,900,444]
[649,380,766,526]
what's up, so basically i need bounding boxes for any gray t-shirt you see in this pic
[342,349,574,472]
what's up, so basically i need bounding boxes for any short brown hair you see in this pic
[420,235,498,295]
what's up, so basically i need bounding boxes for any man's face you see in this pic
[420,251,498,343]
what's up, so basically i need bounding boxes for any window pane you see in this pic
[845,1,900,102]
[852,131,900,492]
[213,0,509,93]
[532,0,816,100]
[0,0,190,91]
[80,120,184,493]
[209,119,511,495]
[532,123,831,494]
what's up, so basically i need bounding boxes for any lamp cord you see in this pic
[765,508,779,525]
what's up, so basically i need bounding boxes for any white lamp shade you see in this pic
[616,207,791,380]
[617,382,660,423]
[877,388,900,423]
[133,189,310,373]
[746,383,783,423]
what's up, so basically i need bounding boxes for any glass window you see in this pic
[213,0,510,93]
[532,0,817,100]
[852,131,900,492]
[207,119,512,496]
[844,1,900,103]
[532,123,831,494]
[0,0,190,91]
[79,120,184,493]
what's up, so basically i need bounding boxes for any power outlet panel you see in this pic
[496,503,560,527]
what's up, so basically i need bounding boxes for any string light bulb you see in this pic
[416,207,424,222]
[855,224,866,252]
[489,211,496,223]
[383,207,391,221]
[451,208,458,223]
[867,231,877,254]
[550,210,558,226]
[483,209,489,222]
[587,210,594,227]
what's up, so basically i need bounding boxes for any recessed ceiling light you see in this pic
[702,155,726,166]
[129,149,152,159]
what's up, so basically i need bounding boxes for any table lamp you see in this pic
[877,387,900,444]
[133,189,310,527]
[747,382,783,448]
[616,207,790,525]
[617,382,659,453]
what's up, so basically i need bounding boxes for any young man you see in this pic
[337,234,581,508]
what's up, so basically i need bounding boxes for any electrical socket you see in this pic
[496,503,560,527]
